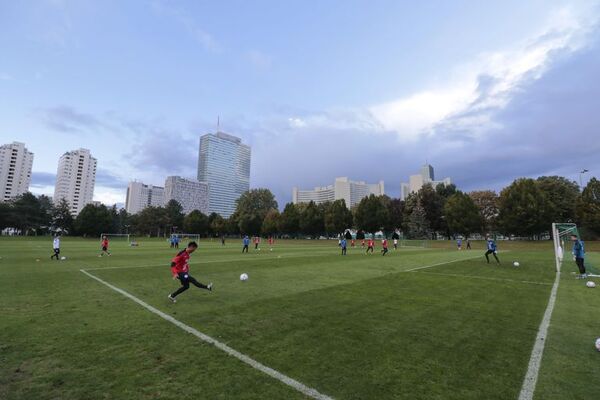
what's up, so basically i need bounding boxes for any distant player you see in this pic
[268,236,274,251]
[366,238,374,254]
[242,235,250,253]
[99,236,111,257]
[351,239,355,247]
[381,238,388,256]
[50,234,61,260]
[221,236,225,246]
[168,242,212,302]
[457,238,462,251]
[361,239,365,248]
[572,234,587,278]
[484,236,500,264]
[466,239,471,250]
[341,238,347,255]
[393,238,398,250]
[170,235,175,248]
[254,236,260,250]
[174,235,180,249]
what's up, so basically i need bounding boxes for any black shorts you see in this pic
[54,248,60,254]
[102,246,108,251]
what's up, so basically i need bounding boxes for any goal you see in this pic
[552,223,598,276]
[170,233,201,242]
[100,233,131,244]
[399,239,427,248]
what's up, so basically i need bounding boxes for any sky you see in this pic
[1,0,600,208]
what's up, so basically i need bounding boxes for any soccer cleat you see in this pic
[168,294,177,303]
[207,282,213,291]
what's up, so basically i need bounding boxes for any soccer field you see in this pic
[1,238,599,399]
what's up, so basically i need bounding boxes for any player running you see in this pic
[484,236,500,264]
[341,238,347,255]
[242,235,250,253]
[381,238,389,256]
[50,234,61,260]
[99,236,111,257]
[254,236,260,250]
[393,238,398,250]
[572,234,587,278]
[457,238,462,250]
[466,239,471,250]
[168,242,212,302]
[366,238,374,254]
[268,236,274,251]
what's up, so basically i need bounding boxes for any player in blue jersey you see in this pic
[484,236,500,264]
[571,234,587,278]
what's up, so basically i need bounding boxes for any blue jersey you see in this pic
[457,239,462,246]
[573,240,585,259]
[487,240,497,251]
[243,237,250,246]
[341,239,347,248]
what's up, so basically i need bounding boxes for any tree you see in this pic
[51,198,74,234]
[183,210,209,235]
[165,200,184,232]
[498,178,548,237]
[354,194,389,235]
[208,213,226,236]
[261,208,280,236]
[73,204,113,237]
[279,203,300,236]
[406,198,430,239]
[299,201,323,237]
[387,198,404,231]
[324,199,353,235]
[576,177,600,237]
[418,184,445,236]
[537,176,579,223]
[11,193,45,234]
[133,206,168,236]
[469,190,499,232]
[233,189,278,235]
[444,192,482,237]
[0,202,14,230]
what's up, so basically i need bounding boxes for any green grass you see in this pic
[1,237,599,399]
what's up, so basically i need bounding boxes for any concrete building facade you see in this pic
[54,148,97,215]
[0,142,34,202]
[293,177,385,208]
[400,164,452,200]
[164,176,209,215]
[125,181,165,214]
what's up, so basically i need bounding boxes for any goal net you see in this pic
[170,233,201,242]
[100,233,130,243]
[399,239,427,248]
[552,223,598,276]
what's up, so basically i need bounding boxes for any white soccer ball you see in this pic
[586,281,596,288]
[595,338,600,351]
[513,261,520,267]
[61,256,66,260]
[240,273,249,281]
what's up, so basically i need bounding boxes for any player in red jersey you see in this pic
[99,236,111,257]
[366,238,374,254]
[268,236,274,251]
[381,238,389,256]
[167,242,212,303]
[253,236,261,250]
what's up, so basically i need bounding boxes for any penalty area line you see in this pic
[413,271,553,286]
[79,269,334,400]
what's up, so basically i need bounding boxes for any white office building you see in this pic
[400,164,451,200]
[293,177,385,208]
[54,148,97,215]
[125,181,165,214]
[197,131,250,218]
[164,176,209,215]
[0,142,34,202]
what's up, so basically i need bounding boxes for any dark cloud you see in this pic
[30,171,56,188]
[95,168,129,190]
[36,105,110,133]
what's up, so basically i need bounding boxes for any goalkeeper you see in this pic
[571,234,587,278]
[484,236,500,264]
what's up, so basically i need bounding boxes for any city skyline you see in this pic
[2,1,599,206]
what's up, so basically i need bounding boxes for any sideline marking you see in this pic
[403,254,483,272]
[517,267,561,400]
[413,270,553,286]
[79,269,334,400]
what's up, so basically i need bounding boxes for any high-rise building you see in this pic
[125,181,165,214]
[54,148,97,215]
[400,164,451,200]
[0,142,34,202]
[164,176,209,215]
[293,177,385,208]
[197,131,250,218]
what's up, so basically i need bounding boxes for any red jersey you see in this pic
[368,239,374,247]
[101,239,109,248]
[170,250,190,276]
[254,237,260,244]
[268,238,274,245]
[382,239,388,248]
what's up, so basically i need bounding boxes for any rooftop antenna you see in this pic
[217,116,220,133]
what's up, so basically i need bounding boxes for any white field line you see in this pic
[413,271,553,286]
[79,269,334,400]
[83,247,435,272]
[402,254,484,272]
[517,266,561,400]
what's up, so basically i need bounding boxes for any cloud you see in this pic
[36,105,111,133]
[30,171,56,188]
[95,168,128,190]
[151,0,219,51]
[246,50,272,69]
[370,5,598,141]
[0,73,13,81]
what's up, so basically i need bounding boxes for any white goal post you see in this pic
[551,223,578,272]
[170,233,201,242]
[100,233,131,243]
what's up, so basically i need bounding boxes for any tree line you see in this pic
[1,176,600,239]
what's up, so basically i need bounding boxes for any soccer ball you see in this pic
[61,256,66,260]
[513,261,520,267]
[240,273,248,281]
[595,338,600,351]
[586,281,596,288]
